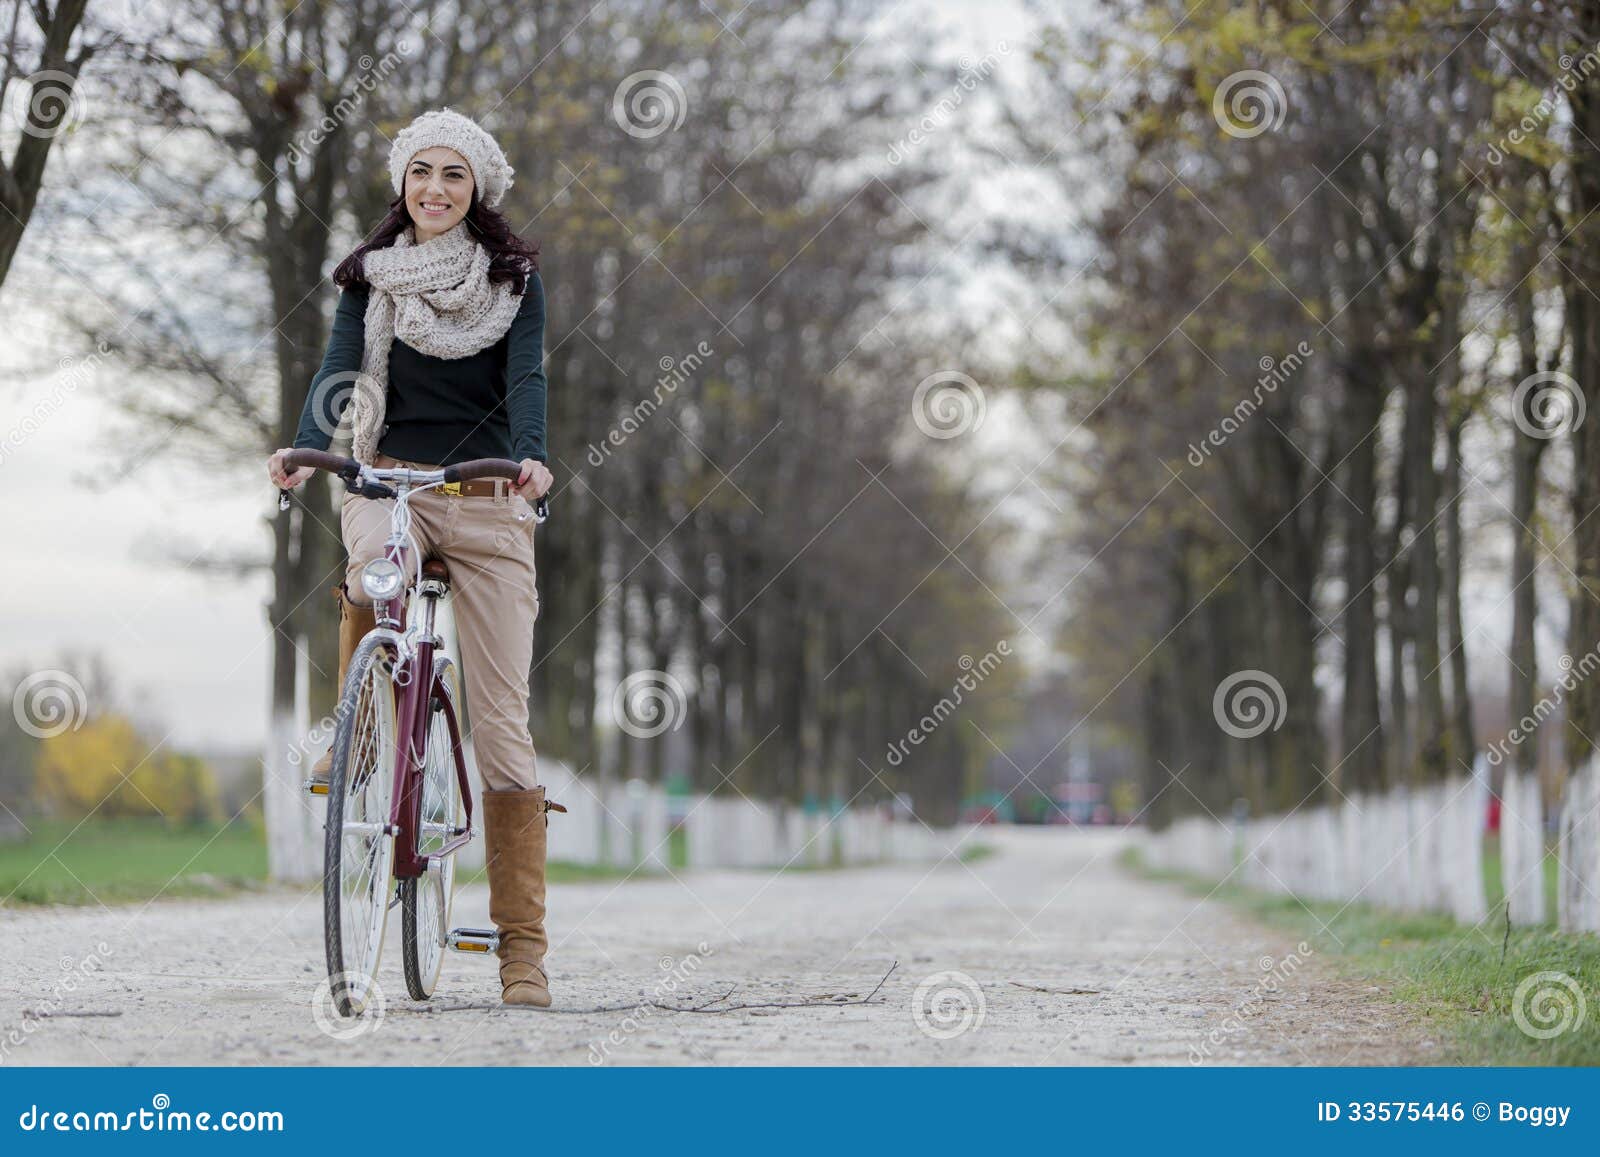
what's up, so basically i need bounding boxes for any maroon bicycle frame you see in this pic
[279,446,531,883]
[376,536,476,881]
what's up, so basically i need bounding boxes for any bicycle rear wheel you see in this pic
[323,633,399,1017]
[402,655,464,1000]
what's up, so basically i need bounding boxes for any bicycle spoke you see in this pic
[326,641,397,1014]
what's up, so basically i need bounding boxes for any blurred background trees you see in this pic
[13,0,1020,862]
[17,0,1600,867]
[1011,0,1600,827]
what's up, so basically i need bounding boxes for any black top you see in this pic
[293,273,548,464]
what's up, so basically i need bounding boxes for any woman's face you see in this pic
[404,145,475,239]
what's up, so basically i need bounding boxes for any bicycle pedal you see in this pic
[447,928,500,954]
[303,778,329,796]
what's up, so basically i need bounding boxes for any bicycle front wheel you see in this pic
[323,633,399,1017]
[402,655,464,1000]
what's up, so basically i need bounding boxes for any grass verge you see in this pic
[0,817,269,906]
[1120,845,1600,1065]
[0,817,655,906]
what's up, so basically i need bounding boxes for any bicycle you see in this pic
[280,448,549,1017]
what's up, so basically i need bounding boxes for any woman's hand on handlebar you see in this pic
[514,458,553,501]
[267,447,316,490]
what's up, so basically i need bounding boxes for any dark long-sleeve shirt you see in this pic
[293,272,548,464]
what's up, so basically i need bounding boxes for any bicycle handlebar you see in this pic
[278,451,550,520]
[443,458,524,483]
[283,448,361,479]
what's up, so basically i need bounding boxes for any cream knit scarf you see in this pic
[351,219,523,464]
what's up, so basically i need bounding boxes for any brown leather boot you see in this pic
[308,584,377,789]
[483,786,565,1007]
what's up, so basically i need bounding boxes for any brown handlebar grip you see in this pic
[443,458,524,483]
[283,448,359,476]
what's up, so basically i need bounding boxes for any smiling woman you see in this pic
[406,149,475,239]
[264,107,559,1010]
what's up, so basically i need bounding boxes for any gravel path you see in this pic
[0,826,1439,1065]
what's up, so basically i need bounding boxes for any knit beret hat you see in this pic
[389,108,514,208]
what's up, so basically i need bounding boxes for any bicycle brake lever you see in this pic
[277,488,292,512]
[344,476,397,500]
[534,495,550,523]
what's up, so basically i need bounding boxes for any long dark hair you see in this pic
[333,188,541,295]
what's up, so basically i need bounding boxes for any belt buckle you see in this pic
[440,480,462,497]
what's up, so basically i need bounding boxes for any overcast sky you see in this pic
[1,0,1562,766]
[1,0,1052,754]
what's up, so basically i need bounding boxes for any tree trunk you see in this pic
[0,0,90,294]
[1340,360,1387,790]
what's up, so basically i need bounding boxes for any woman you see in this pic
[266,108,558,1009]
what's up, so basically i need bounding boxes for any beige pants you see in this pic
[340,453,541,791]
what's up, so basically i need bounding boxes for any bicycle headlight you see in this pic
[360,558,406,602]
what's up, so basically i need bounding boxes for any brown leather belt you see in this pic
[373,452,513,499]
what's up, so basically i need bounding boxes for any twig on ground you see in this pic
[651,961,898,1014]
[396,1001,647,1014]
[22,1009,123,1019]
[1009,981,1102,995]
[392,963,901,1016]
